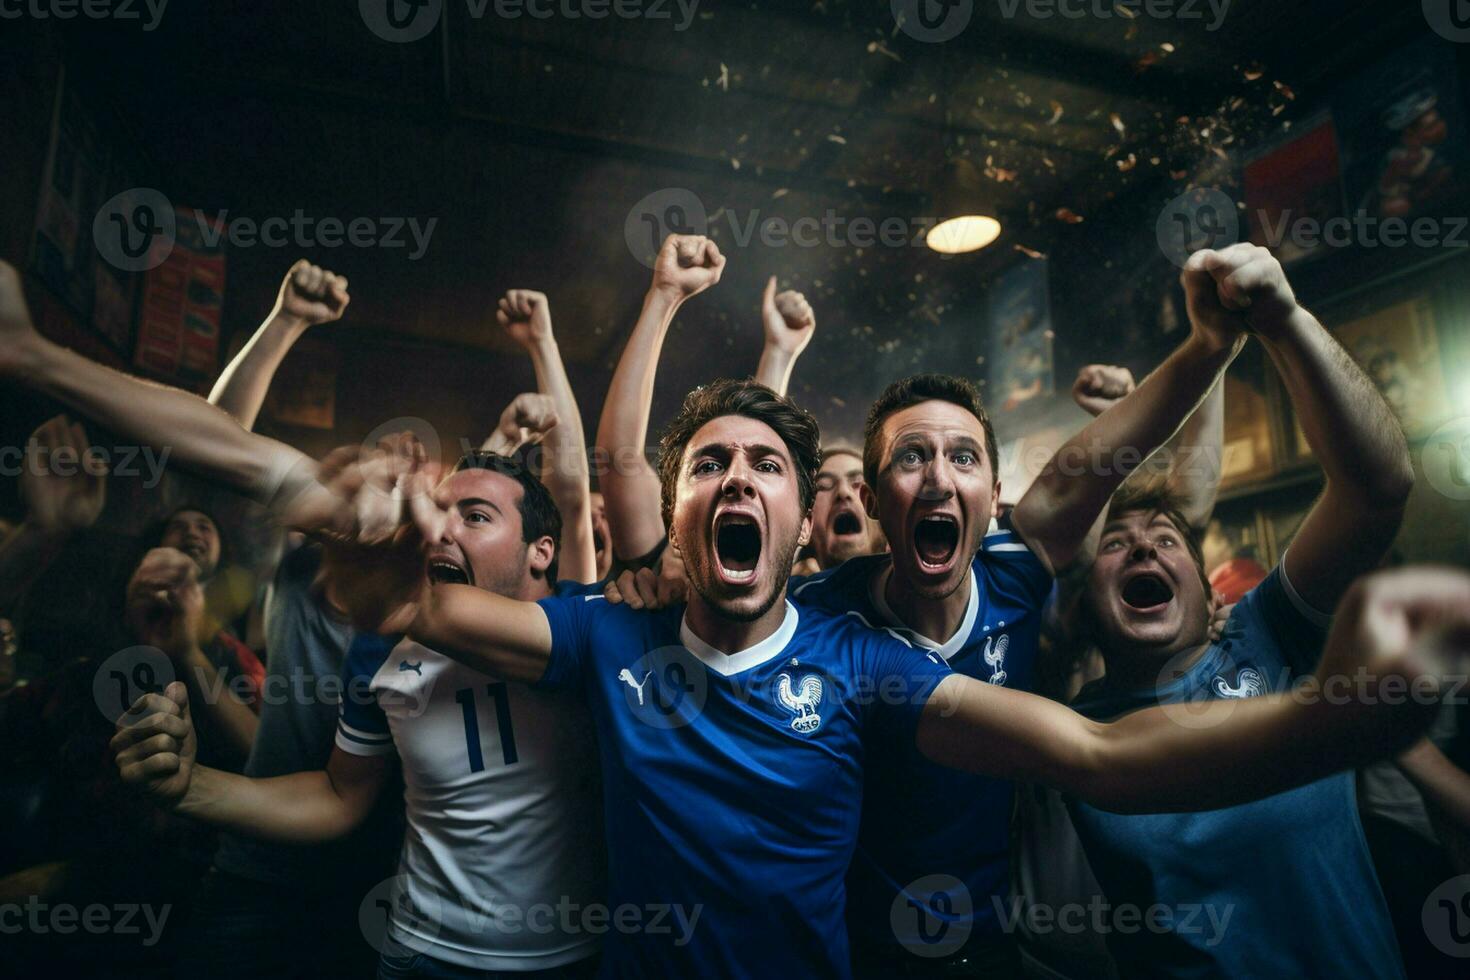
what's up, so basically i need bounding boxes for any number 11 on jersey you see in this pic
[454,683,519,771]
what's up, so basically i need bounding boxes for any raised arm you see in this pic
[494,290,596,583]
[209,260,350,430]
[595,234,724,562]
[0,415,106,613]
[1012,256,1245,574]
[0,262,316,511]
[753,276,816,397]
[112,684,387,842]
[918,564,1468,813]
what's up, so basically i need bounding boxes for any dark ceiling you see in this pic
[10,0,1438,443]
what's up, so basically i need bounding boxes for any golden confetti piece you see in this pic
[1117,153,1138,172]
[1014,244,1046,259]
[1113,2,1137,18]
[1161,42,1175,53]
[1048,100,1064,125]
[1110,113,1126,136]
[1243,64,1264,81]
[1055,208,1085,224]
[827,133,847,145]
[772,188,788,199]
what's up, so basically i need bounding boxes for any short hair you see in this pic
[1101,480,1209,595]
[656,379,822,529]
[451,451,562,584]
[819,445,864,468]
[144,505,229,566]
[862,374,1000,488]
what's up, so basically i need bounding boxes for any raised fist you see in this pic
[126,547,206,659]
[761,276,816,357]
[497,289,553,349]
[21,414,107,534]
[1071,365,1136,417]
[1182,244,1297,349]
[276,260,350,327]
[484,393,559,457]
[651,234,725,300]
[112,682,197,807]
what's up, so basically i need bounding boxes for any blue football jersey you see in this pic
[790,519,1052,955]
[534,595,953,978]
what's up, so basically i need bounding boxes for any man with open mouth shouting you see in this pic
[789,244,1255,974]
[153,373,1460,980]
[1063,243,1419,979]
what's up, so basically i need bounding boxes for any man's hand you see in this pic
[1071,365,1136,417]
[1312,566,1470,746]
[20,415,107,533]
[483,393,559,457]
[651,234,725,301]
[111,682,197,807]
[1182,244,1298,349]
[603,547,689,610]
[761,276,816,358]
[497,289,554,350]
[126,547,205,660]
[274,260,350,328]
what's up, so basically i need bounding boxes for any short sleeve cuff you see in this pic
[335,719,395,757]
[1279,549,1332,629]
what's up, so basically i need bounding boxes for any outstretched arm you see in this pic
[753,276,816,397]
[918,565,1467,812]
[595,235,724,562]
[209,260,350,430]
[0,262,317,511]
[494,290,596,583]
[112,685,387,842]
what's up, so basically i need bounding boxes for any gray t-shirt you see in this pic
[213,543,399,886]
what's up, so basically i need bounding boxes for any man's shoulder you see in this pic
[791,553,888,608]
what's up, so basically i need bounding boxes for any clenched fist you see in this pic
[21,414,107,534]
[1182,244,1298,349]
[1071,365,1136,417]
[497,289,554,349]
[112,682,197,807]
[761,276,816,357]
[483,393,559,457]
[275,260,350,327]
[651,234,725,300]
[126,547,206,659]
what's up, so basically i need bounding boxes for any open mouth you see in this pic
[1121,573,1174,611]
[832,512,863,536]
[714,513,762,584]
[427,556,472,586]
[593,530,606,554]
[912,514,959,571]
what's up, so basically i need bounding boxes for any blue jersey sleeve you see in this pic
[859,629,953,739]
[978,515,1054,609]
[533,593,603,690]
[1236,559,1331,678]
[335,632,397,757]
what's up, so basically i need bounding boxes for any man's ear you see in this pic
[798,513,813,548]
[528,536,555,576]
[858,482,879,521]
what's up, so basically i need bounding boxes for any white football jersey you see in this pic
[338,633,604,970]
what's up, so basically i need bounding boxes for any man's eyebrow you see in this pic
[457,497,503,515]
[1100,520,1132,537]
[689,442,791,463]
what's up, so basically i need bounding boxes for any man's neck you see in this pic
[883,565,970,645]
[1101,639,1212,693]
[685,591,788,654]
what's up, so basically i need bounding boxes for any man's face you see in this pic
[670,414,811,622]
[425,469,552,601]
[161,510,221,580]
[810,451,879,569]
[589,491,612,580]
[866,401,998,601]
[1086,509,1211,655]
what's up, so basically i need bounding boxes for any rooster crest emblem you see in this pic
[1212,667,1265,699]
[983,634,1009,686]
[777,672,824,735]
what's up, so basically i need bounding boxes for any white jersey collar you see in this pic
[869,562,979,661]
[679,600,800,677]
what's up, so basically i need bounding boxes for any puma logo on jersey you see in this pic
[777,672,823,734]
[983,633,1009,686]
[398,660,423,676]
[1212,666,1264,699]
[618,668,654,706]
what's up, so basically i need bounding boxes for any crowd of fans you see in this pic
[0,235,1467,979]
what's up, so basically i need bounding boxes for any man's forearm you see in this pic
[595,289,680,558]
[209,314,308,430]
[177,765,368,843]
[20,339,313,507]
[1015,334,1240,571]
[178,647,260,764]
[527,337,596,583]
[1260,308,1413,506]
[409,585,553,684]
[754,346,798,397]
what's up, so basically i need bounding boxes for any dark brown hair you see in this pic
[862,374,1000,488]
